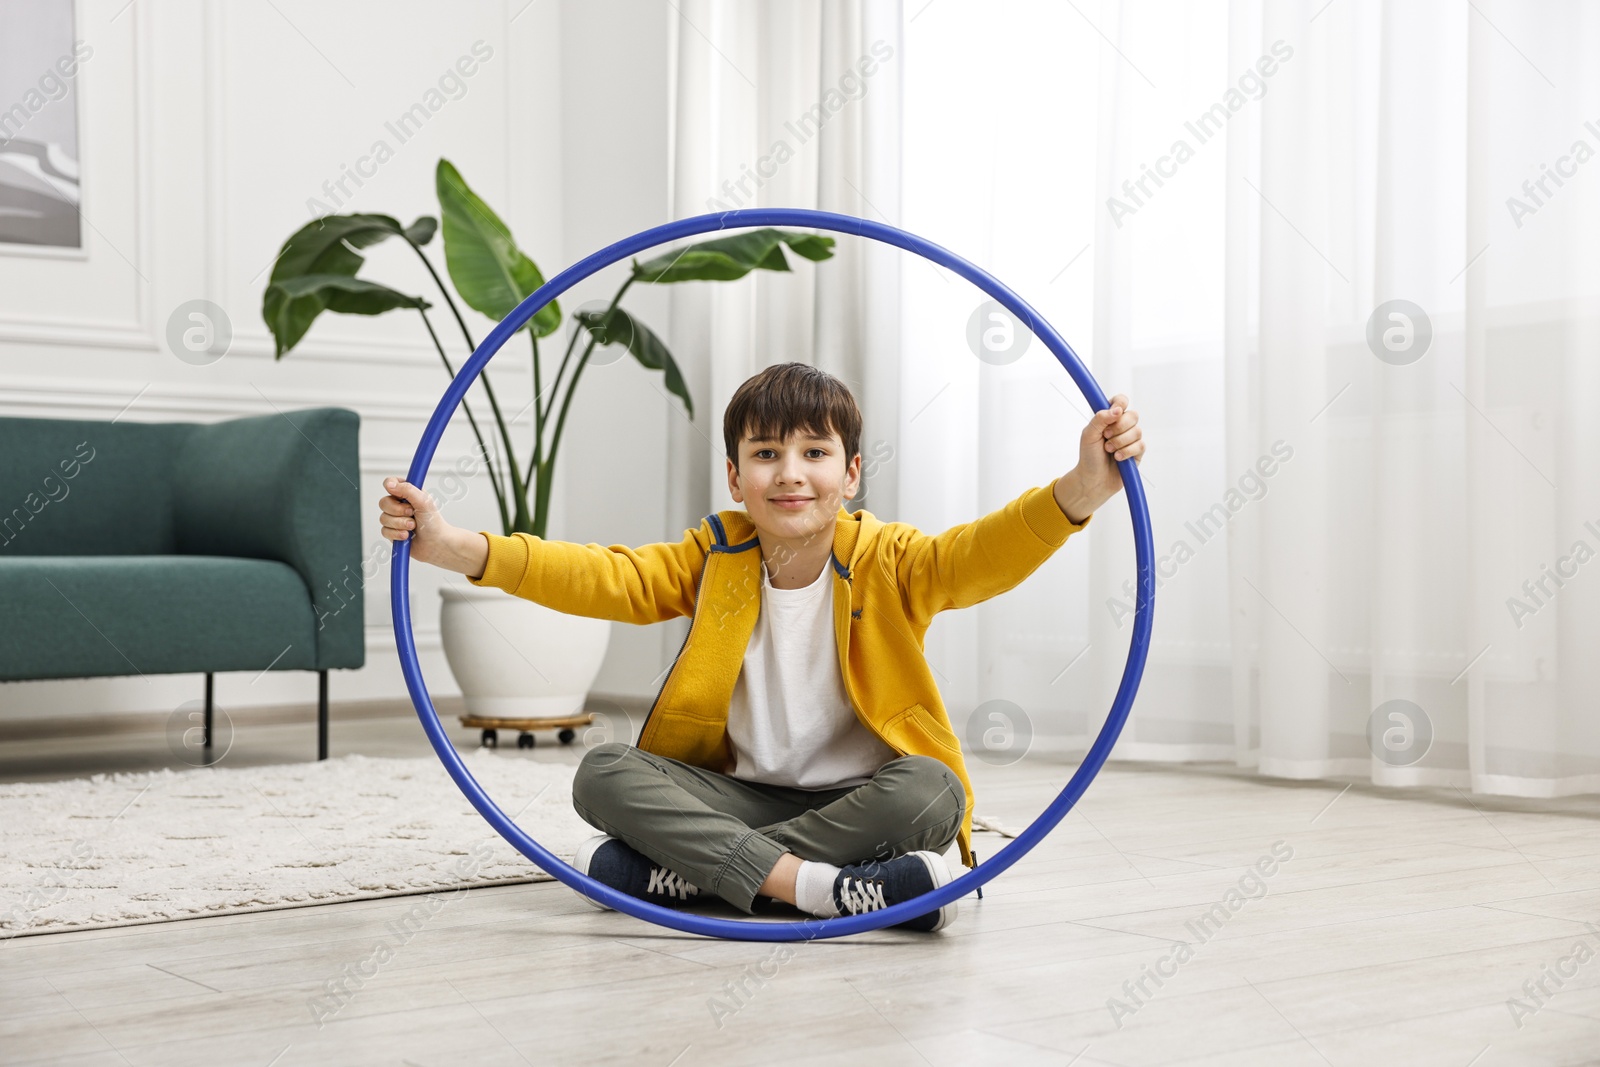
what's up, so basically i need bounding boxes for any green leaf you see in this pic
[404,215,438,246]
[631,228,836,283]
[436,158,560,338]
[268,213,411,280]
[575,307,693,419]
[264,275,430,358]
[261,213,435,357]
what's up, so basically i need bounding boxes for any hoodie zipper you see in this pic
[834,570,901,758]
[637,553,710,745]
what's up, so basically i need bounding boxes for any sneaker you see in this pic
[571,834,703,911]
[832,850,959,932]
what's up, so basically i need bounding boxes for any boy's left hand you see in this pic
[1054,393,1144,525]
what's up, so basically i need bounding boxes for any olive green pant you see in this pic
[569,741,966,914]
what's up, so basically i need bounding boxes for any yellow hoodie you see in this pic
[467,476,1092,870]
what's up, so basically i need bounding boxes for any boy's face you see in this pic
[725,426,861,539]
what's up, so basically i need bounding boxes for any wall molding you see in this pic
[130,0,157,347]
[0,374,510,425]
[0,0,160,350]
[223,329,507,369]
[0,318,160,351]
[361,448,501,472]
[189,6,527,374]
[0,316,480,368]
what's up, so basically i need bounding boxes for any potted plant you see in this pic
[263,158,836,730]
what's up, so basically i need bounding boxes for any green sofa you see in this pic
[0,407,366,760]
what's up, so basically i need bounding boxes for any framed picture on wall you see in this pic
[0,0,87,249]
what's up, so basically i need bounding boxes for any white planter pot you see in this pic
[438,585,611,718]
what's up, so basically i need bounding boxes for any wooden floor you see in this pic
[3,710,1600,1066]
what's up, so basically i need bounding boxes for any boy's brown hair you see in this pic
[722,362,862,471]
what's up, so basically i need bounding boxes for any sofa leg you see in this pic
[318,669,329,761]
[204,672,214,753]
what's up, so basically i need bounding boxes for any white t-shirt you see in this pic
[725,556,899,790]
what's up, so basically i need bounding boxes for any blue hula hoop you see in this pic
[394,208,1154,941]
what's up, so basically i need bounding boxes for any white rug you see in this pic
[0,750,590,938]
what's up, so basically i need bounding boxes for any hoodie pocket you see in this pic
[890,703,964,759]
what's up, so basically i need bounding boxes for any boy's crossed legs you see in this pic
[569,741,966,916]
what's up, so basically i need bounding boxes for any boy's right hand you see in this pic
[380,476,452,567]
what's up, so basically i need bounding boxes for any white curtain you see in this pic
[670,0,1600,799]
[665,0,905,526]
[899,0,1600,799]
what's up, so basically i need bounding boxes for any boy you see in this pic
[380,363,1143,932]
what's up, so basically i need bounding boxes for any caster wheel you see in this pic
[481,729,498,749]
[517,732,535,750]
[558,728,576,745]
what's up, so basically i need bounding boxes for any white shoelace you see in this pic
[646,865,700,900]
[837,876,888,915]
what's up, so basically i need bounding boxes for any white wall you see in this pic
[0,0,678,722]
